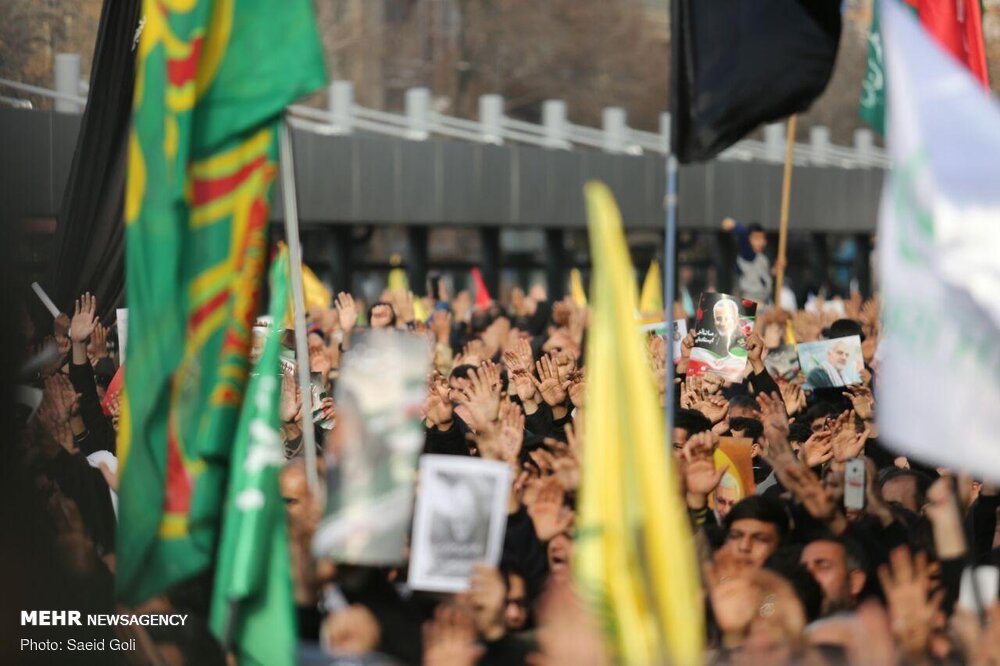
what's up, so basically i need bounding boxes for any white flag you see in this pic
[878,0,1000,481]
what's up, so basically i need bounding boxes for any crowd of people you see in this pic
[5,260,1000,665]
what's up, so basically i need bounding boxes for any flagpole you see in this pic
[774,114,797,307]
[664,154,678,417]
[279,117,320,494]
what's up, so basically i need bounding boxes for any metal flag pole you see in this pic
[664,154,679,419]
[279,116,320,494]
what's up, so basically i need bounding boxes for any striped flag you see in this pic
[116,0,326,604]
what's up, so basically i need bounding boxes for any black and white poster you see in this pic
[408,455,511,593]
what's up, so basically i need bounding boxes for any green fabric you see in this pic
[209,250,296,666]
[860,0,917,135]
[117,0,325,605]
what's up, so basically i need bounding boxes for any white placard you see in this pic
[408,455,511,593]
[116,308,128,364]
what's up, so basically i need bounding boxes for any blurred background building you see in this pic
[3,0,1000,307]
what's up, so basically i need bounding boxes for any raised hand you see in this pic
[746,332,765,373]
[780,381,806,416]
[843,386,875,422]
[798,430,834,468]
[424,373,454,429]
[88,323,109,360]
[532,354,568,408]
[279,368,302,424]
[497,399,525,463]
[757,391,792,460]
[538,439,582,492]
[680,431,726,509]
[467,564,508,641]
[309,338,332,378]
[829,410,871,462]
[527,477,575,542]
[924,477,967,560]
[779,462,845,532]
[422,604,483,666]
[704,551,757,636]
[456,339,486,367]
[335,292,358,333]
[567,369,586,409]
[395,290,416,324]
[679,328,695,359]
[878,547,943,659]
[69,292,100,344]
[693,394,729,425]
[454,364,501,432]
[504,355,538,404]
[430,308,452,343]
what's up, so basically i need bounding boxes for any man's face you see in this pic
[370,304,394,329]
[547,533,572,579]
[881,475,920,513]
[714,303,738,337]
[801,540,860,614]
[749,230,767,254]
[722,518,780,569]
[448,375,469,404]
[728,405,758,421]
[715,483,739,520]
[280,465,310,526]
[762,323,783,348]
[504,573,529,631]
[672,427,691,457]
[827,342,850,370]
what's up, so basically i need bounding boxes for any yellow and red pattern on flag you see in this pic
[116,0,325,604]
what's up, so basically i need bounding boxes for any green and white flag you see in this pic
[878,0,1000,482]
[209,248,296,665]
[859,0,886,134]
[859,1,918,135]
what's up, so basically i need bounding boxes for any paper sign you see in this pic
[408,455,511,593]
[312,331,430,565]
[959,566,999,612]
[688,293,757,382]
[639,319,688,361]
[798,336,863,391]
[711,437,755,521]
[764,343,801,381]
[116,308,128,364]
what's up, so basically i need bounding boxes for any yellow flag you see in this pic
[575,182,704,665]
[301,262,332,312]
[387,266,409,293]
[570,268,588,307]
[639,258,664,315]
[784,318,797,347]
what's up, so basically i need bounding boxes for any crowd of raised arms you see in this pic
[9,273,1000,666]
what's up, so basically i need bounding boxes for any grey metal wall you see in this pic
[2,108,884,231]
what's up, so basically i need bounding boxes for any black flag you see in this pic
[671,0,841,163]
[49,0,141,318]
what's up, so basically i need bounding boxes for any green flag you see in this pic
[117,0,325,604]
[209,249,295,665]
[860,1,918,135]
[859,0,886,134]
